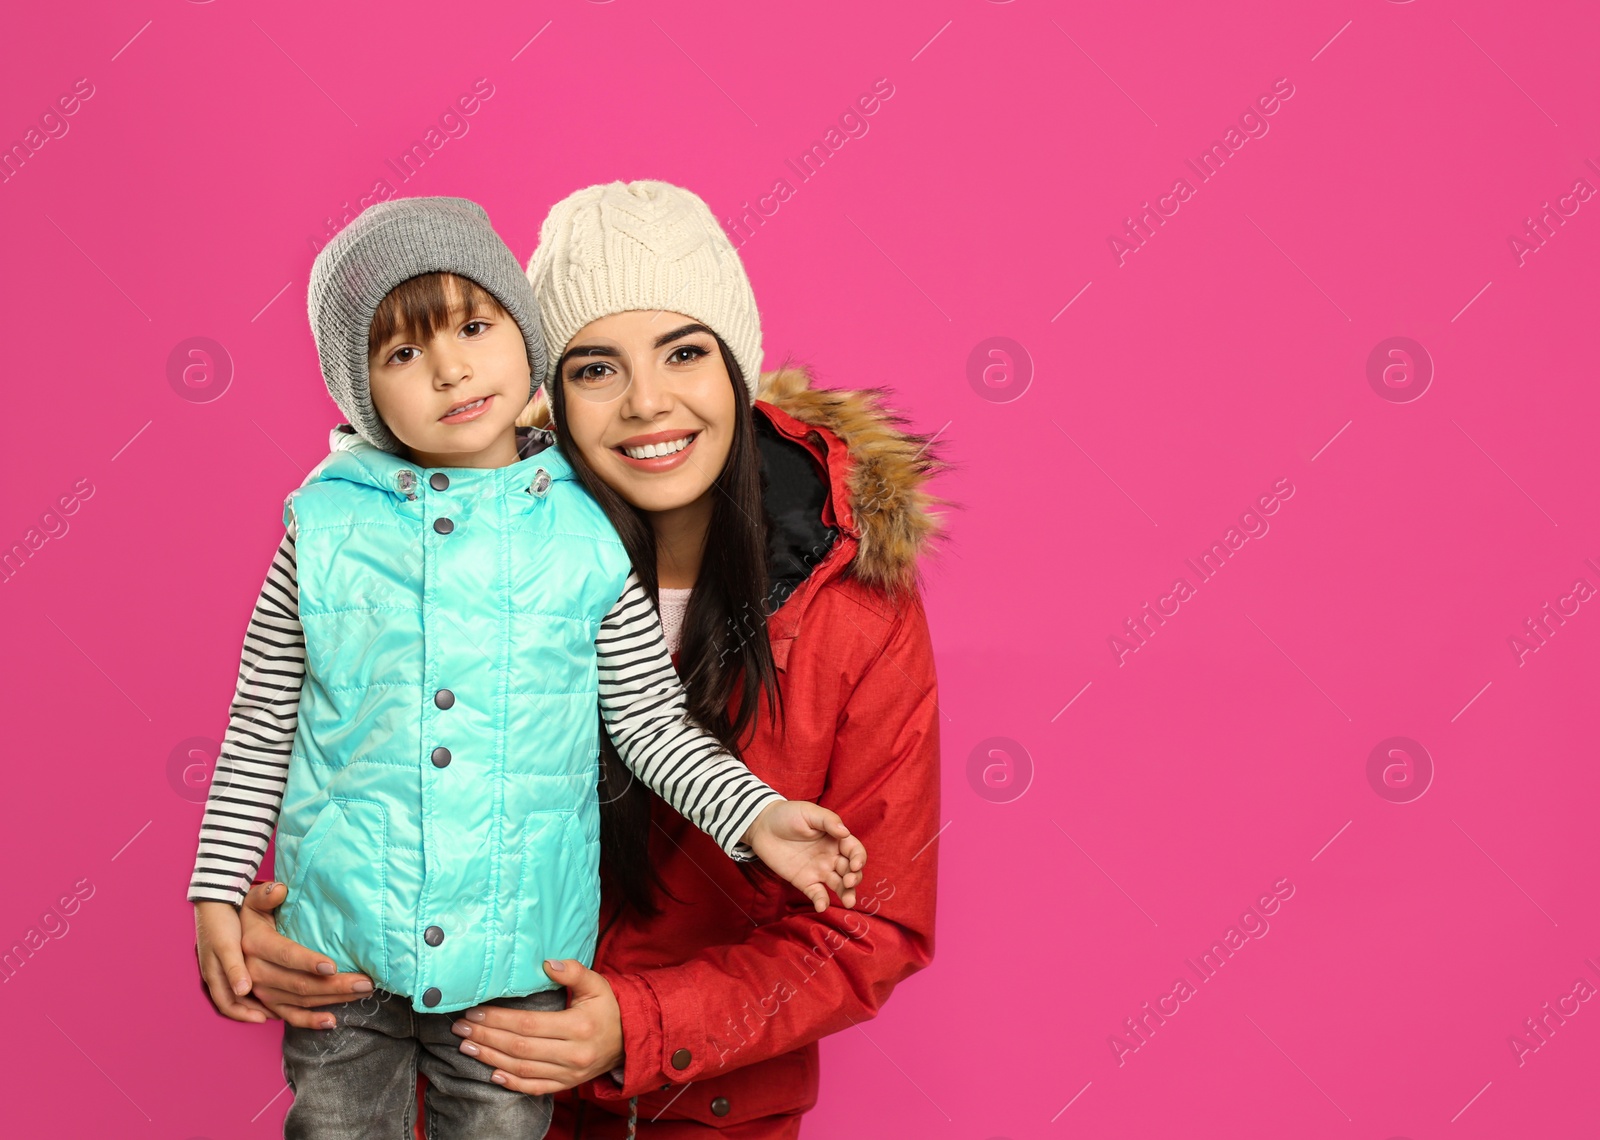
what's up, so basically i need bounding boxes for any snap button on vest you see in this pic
[434,689,455,709]
[431,746,451,768]
[671,1048,691,1070]
[429,472,449,491]
[531,468,551,497]
[422,987,442,1007]
[710,1096,731,1117]
[433,517,454,534]
[424,925,445,947]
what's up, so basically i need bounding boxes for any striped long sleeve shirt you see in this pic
[188,522,782,908]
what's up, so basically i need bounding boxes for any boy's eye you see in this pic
[388,346,419,365]
[462,320,488,337]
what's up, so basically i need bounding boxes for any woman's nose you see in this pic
[622,362,670,416]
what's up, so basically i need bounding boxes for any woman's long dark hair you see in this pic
[552,335,782,916]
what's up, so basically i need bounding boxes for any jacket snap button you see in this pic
[431,746,451,768]
[433,517,454,534]
[429,472,449,491]
[531,468,551,497]
[424,925,445,947]
[434,689,455,710]
[671,1048,691,1070]
[422,987,442,1007]
[710,1096,731,1117]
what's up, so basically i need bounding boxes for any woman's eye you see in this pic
[572,362,614,383]
[668,344,708,364]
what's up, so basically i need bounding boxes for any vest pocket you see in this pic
[508,808,598,994]
[279,799,343,908]
[279,798,390,980]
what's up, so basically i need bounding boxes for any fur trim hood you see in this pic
[516,363,946,593]
[754,364,944,593]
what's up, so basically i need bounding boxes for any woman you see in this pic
[231,181,943,1136]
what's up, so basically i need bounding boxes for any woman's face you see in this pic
[556,310,738,513]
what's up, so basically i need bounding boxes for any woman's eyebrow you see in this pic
[560,343,622,363]
[559,324,713,369]
[652,323,713,349]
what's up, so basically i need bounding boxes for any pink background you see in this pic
[2,0,1597,1136]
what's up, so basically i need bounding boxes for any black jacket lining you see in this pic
[757,411,839,615]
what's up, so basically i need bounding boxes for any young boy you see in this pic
[188,197,864,1138]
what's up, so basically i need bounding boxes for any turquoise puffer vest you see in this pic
[274,427,630,1013]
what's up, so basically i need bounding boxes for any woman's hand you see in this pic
[237,881,375,1029]
[451,959,624,1095]
[194,900,272,1023]
[741,800,868,911]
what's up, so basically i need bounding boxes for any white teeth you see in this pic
[623,434,694,460]
[446,398,485,416]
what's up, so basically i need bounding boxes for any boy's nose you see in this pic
[433,345,471,383]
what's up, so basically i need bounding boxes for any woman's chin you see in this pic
[606,463,708,513]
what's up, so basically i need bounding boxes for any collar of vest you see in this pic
[306,424,573,500]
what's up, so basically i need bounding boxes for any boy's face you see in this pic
[367,280,528,469]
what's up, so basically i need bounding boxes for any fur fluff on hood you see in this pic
[755,364,944,593]
[516,363,946,592]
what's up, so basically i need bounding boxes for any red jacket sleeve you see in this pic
[593,588,942,1099]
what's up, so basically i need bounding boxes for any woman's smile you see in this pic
[612,428,702,472]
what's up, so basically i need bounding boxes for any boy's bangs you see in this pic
[368,272,501,357]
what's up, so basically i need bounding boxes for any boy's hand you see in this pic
[194,900,271,1024]
[740,801,868,912]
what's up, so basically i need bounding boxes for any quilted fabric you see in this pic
[274,428,630,1013]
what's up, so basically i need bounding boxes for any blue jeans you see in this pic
[281,986,565,1139]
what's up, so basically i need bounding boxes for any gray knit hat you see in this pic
[525,180,762,396]
[307,196,546,453]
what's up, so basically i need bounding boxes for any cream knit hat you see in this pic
[525,180,762,396]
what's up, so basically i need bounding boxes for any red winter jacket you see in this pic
[423,366,944,1137]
